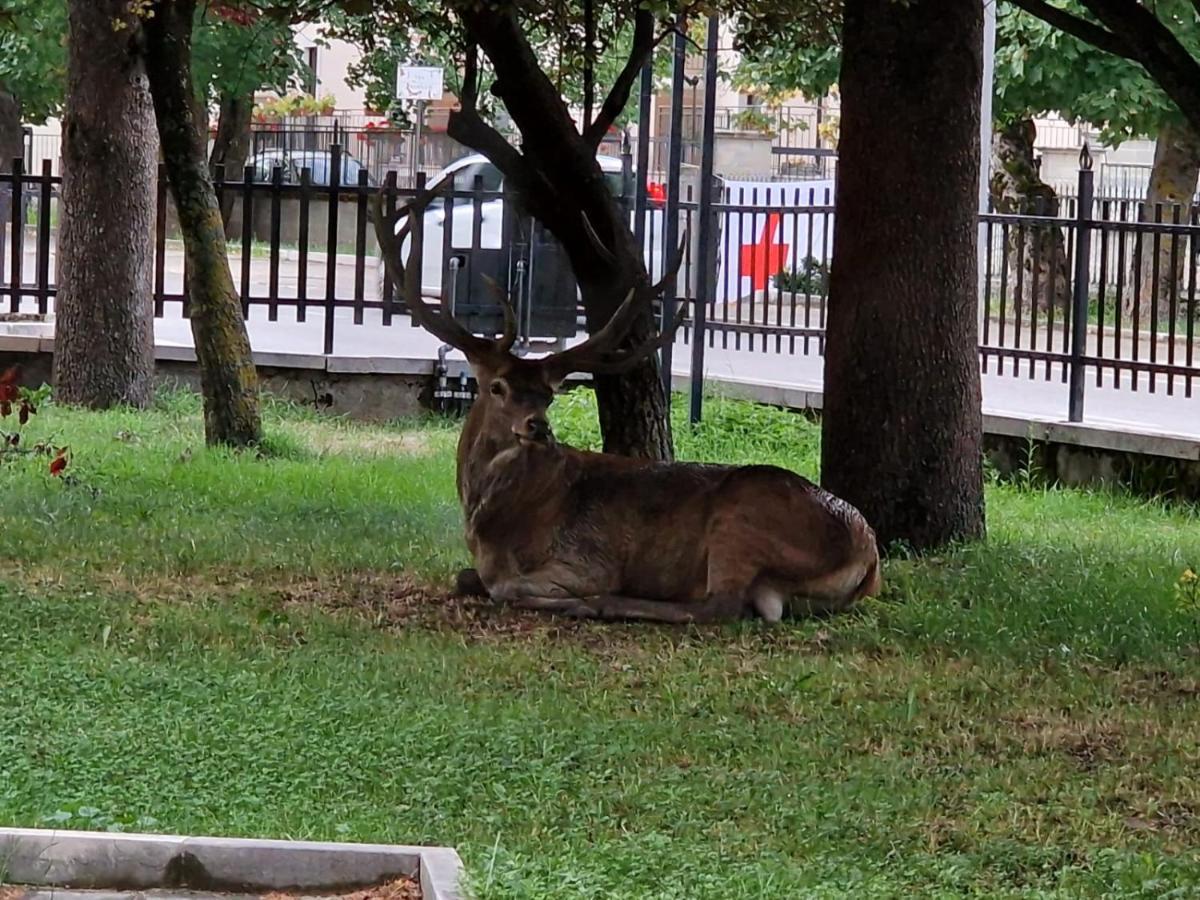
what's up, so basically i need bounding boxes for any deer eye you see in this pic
[489,380,506,397]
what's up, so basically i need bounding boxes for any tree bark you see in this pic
[209,89,253,235]
[142,0,261,447]
[450,8,673,460]
[990,117,1070,313]
[52,0,156,409]
[0,86,22,171]
[821,0,985,551]
[1131,119,1200,324]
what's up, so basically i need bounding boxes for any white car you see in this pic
[377,153,668,304]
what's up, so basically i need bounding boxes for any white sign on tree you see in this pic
[396,66,444,101]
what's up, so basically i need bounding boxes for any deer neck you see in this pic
[455,400,559,514]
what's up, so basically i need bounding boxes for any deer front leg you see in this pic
[487,573,601,615]
[567,593,747,624]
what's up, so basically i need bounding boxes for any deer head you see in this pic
[371,179,686,451]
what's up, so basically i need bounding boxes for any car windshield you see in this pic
[293,153,367,186]
[446,160,629,199]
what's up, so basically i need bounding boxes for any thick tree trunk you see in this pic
[209,90,253,235]
[990,117,1070,313]
[53,0,156,409]
[1131,120,1200,324]
[0,86,22,171]
[821,0,985,551]
[142,0,261,447]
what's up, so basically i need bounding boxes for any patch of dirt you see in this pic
[264,877,420,900]
[1123,801,1197,834]
[1109,667,1200,702]
[278,572,616,647]
[1003,714,1127,770]
[0,886,30,900]
[284,423,435,458]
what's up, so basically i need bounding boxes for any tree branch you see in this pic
[1077,0,1200,137]
[1007,0,1135,59]
[583,0,594,133]
[446,34,561,230]
[583,9,655,147]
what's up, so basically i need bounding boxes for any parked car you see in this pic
[377,153,668,304]
[246,148,376,187]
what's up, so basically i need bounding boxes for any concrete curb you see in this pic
[0,828,463,900]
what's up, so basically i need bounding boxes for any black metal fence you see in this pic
[3,149,1198,421]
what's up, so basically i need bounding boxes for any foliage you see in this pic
[0,367,68,476]
[253,92,337,121]
[322,3,673,129]
[0,0,304,125]
[1,392,1200,896]
[730,107,776,136]
[0,0,66,124]
[772,256,828,295]
[732,0,1200,144]
[191,4,306,110]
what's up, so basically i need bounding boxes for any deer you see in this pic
[371,178,881,624]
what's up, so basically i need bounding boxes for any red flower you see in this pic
[49,449,68,476]
[18,400,32,425]
[0,401,10,419]
[0,365,18,404]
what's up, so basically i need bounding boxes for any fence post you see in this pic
[688,14,720,425]
[660,25,687,401]
[1068,144,1094,422]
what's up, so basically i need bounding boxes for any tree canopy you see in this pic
[732,0,1193,145]
[0,0,303,125]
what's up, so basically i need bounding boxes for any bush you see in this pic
[773,256,829,295]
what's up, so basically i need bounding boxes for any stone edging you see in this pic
[0,828,463,900]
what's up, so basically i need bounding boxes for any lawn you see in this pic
[1,389,1199,899]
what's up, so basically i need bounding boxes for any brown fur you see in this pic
[453,358,882,624]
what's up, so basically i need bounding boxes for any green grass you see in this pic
[2,389,1199,898]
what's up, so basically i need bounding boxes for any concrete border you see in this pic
[0,829,462,900]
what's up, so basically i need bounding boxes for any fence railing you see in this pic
[3,149,1198,419]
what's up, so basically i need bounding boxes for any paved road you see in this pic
[7,244,1199,442]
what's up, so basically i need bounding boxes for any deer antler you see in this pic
[542,234,689,380]
[481,274,519,352]
[372,177,498,359]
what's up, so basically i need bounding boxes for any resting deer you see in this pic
[372,180,881,623]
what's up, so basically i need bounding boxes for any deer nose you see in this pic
[515,415,551,442]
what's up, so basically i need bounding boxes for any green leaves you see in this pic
[731,0,1198,141]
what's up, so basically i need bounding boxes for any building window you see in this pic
[305,47,319,95]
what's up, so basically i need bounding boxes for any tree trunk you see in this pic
[1130,119,1200,324]
[209,90,253,236]
[821,0,985,551]
[142,0,261,447]
[0,86,22,171]
[990,117,1070,313]
[52,0,156,409]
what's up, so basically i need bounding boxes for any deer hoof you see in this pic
[453,568,488,598]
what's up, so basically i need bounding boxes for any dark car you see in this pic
[247,149,376,187]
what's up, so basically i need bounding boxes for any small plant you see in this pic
[730,107,777,137]
[253,93,337,122]
[773,257,829,295]
[1176,567,1200,643]
[0,367,68,476]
